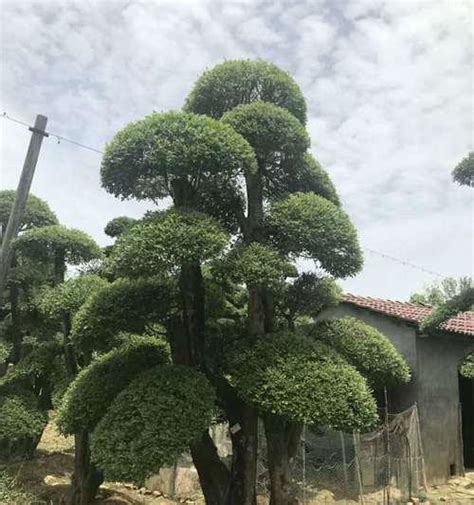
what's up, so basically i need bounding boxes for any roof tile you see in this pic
[343,293,474,337]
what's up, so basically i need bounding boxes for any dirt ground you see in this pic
[3,418,474,504]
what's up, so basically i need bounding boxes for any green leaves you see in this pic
[307,317,411,388]
[0,190,58,233]
[72,277,177,354]
[223,332,378,431]
[91,365,216,483]
[57,337,170,434]
[101,111,257,203]
[452,151,474,187]
[184,59,307,124]
[225,242,297,288]
[267,192,363,278]
[460,352,474,379]
[0,387,47,453]
[35,274,108,320]
[14,225,102,265]
[109,210,229,277]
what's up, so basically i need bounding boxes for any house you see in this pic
[320,294,474,484]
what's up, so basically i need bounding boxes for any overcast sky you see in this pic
[1,0,472,300]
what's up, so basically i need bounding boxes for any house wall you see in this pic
[320,304,474,484]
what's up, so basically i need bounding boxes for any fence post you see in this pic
[340,431,349,496]
[353,431,365,505]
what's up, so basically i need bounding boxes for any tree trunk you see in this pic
[65,431,103,505]
[264,415,298,505]
[226,402,258,505]
[177,259,230,504]
[190,431,230,505]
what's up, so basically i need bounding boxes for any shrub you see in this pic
[0,387,47,462]
[57,337,170,434]
[91,365,216,482]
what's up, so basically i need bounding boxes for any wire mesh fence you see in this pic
[256,404,427,504]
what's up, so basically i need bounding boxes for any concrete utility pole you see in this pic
[0,114,49,305]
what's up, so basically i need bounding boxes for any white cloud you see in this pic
[0,0,472,299]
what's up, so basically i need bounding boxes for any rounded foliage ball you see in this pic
[109,210,229,277]
[0,387,47,462]
[72,277,177,354]
[308,318,411,387]
[267,192,363,278]
[184,59,307,124]
[0,190,58,232]
[224,332,378,431]
[57,337,170,434]
[14,225,102,265]
[91,365,216,483]
[228,242,297,287]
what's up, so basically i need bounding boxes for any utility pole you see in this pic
[0,114,49,305]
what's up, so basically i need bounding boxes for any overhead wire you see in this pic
[1,111,451,279]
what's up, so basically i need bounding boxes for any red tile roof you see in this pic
[343,294,474,337]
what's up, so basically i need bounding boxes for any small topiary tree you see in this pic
[0,386,48,463]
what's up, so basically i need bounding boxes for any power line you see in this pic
[0,111,453,280]
[2,112,104,154]
[364,247,447,278]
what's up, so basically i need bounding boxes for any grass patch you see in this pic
[0,468,45,505]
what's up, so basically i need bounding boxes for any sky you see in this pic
[0,0,472,300]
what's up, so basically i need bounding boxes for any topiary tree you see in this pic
[452,152,474,187]
[104,216,137,239]
[0,191,58,364]
[14,225,102,285]
[83,59,411,505]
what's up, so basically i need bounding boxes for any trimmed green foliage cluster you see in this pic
[0,387,47,461]
[277,273,342,323]
[224,332,378,431]
[184,59,307,124]
[452,151,474,187]
[0,341,62,390]
[222,101,309,178]
[0,340,12,364]
[460,352,474,379]
[421,287,474,334]
[57,337,170,434]
[0,190,58,232]
[72,277,177,354]
[14,225,102,265]
[104,216,137,238]
[109,210,228,277]
[286,154,340,206]
[101,111,257,202]
[229,243,297,287]
[308,318,411,388]
[91,365,216,482]
[35,274,108,319]
[267,192,363,278]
